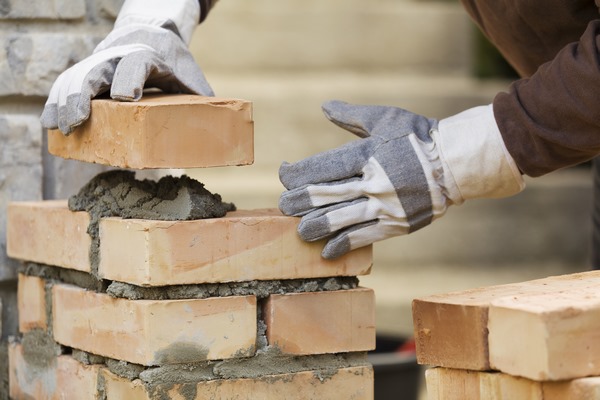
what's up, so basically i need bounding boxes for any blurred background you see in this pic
[186,0,593,340]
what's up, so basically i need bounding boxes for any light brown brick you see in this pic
[102,366,374,400]
[47,94,254,169]
[425,367,600,400]
[52,284,257,366]
[413,271,600,371]
[426,367,544,400]
[488,282,600,381]
[7,200,91,272]
[18,274,47,332]
[264,288,376,355]
[7,201,372,285]
[99,208,372,286]
[9,342,101,400]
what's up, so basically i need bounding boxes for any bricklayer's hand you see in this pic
[40,0,213,135]
[279,100,525,259]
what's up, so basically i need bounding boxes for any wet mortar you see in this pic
[67,169,235,277]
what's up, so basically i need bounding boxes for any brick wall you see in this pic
[0,0,123,395]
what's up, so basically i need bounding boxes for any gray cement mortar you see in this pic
[106,276,359,301]
[67,169,235,277]
[138,348,369,400]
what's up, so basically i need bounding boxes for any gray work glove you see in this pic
[40,0,213,135]
[279,100,525,259]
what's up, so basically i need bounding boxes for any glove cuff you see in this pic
[113,0,200,44]
[436,104,525,203]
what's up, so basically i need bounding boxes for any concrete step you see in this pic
[192,0,474,74]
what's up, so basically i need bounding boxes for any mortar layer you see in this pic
[67,169,235,277]
[139,348,370,399]
[106,277,359,300]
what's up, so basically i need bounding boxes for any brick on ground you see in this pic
[52,283,257,366]
[17,274,47,333]
[264,288,376,355]
[7,201,372,285]
[426,367,600,400]
[47,94,254,169]
[102,366,374,400]
[412,270,600,372]
[9,342,101,400]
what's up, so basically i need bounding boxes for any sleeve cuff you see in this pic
[436,104,525,202]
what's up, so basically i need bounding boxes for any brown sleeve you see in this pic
[494,20,600,177]
[198,0,218,23]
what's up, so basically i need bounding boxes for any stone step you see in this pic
[192,1,474,74]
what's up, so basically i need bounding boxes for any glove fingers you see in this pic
[111,50,171,101]
[41,67,74,129]
[321,220,381,260]
[171,53,215,96]
[279,177,363,216]
[297,198,371,242]
[323,100,436,142]
[42,44,154,134]
[322,100,372,138]
[279,141,368,190]
[58,59,119,134]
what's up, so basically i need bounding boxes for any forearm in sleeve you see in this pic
[493,20,600,177]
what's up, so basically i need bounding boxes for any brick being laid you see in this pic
[426,367,600,400]
[412,270,600,372]
[263,287,376,355]
[7,201,372,286]
[102,366,374,400]
[51,283,257,366]
[47,94,254,169]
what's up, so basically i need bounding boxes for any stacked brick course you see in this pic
[0,2,125,396]
[413,271,600,399]
[7,95,376,398]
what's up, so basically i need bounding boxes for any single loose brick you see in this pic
[413,271,600,371]
[426,367,600,400]
[52,284,257,366]
[9,342,101,400]
[17,274,47,332]
[102,366,374,400]
[47,94,254,169]
[489,283,600,381]
[99,208,372,286]
[7,200,91,272]
[264,288,376,355]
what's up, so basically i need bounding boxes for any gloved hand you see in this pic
[279,100,525,259]
[40,0,213,135]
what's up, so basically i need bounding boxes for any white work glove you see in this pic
[40,0,213,135]
[279,100,525,259]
